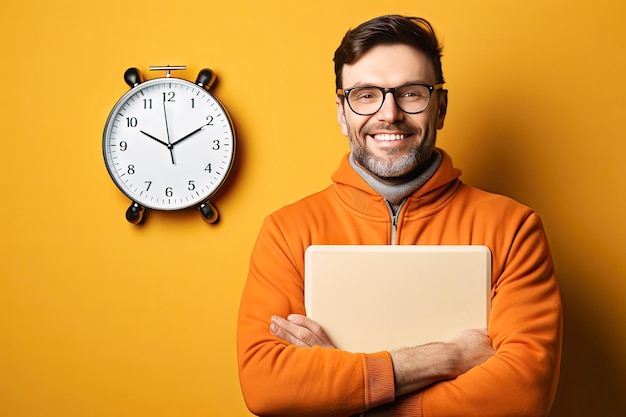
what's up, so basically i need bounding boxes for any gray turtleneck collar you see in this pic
[348,150,442,211]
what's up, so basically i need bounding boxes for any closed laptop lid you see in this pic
[304,245,491,353]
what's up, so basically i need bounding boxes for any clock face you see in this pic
[103,77,235,211]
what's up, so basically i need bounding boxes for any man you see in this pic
[237,14,562,417]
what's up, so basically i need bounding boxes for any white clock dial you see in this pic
[103,77,235,211]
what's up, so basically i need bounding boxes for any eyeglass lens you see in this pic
[347,85,432,115]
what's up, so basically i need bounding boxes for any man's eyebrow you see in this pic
[344,80,433,88]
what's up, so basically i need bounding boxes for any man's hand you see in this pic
[270,314,336,348]
[448,328,495,373]
[390,328,495,396]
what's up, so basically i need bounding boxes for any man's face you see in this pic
[336,44,448,183]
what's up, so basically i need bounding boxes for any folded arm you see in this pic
[270,314,495,396]
[416,213,563,416]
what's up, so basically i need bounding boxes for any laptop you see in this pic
[304,245,491,353]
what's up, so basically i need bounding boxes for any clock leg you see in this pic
[126,202,146,224]
[199,201,219,224]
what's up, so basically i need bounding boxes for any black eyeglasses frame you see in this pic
[336,83,445,116]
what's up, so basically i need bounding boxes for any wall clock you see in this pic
[102,66,236,224]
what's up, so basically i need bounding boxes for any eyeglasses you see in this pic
[337,83,444,116]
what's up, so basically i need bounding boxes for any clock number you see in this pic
[127,164,135,175]
[119,141,128,151]
[163,91,176,102]
[143,98,153,109]
[205,163,212,173]
[212,139,220,150]
[145,181,152,191]
[188,180,196,191]
[165,187,173,197]
[206,115,214,125]
[191,98,195,108]
[126,117,138,128]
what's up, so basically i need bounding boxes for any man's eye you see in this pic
[403,90,426,98]
[399,86,429,100]
[352,89,380,101]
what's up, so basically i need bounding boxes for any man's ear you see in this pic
[436,89,448,130]
[336,97,349,137]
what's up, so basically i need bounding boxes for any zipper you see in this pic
[385,199,406,245]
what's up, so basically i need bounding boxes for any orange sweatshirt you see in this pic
[237,150,562,417]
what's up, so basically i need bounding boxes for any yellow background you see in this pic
[1,0,624,416]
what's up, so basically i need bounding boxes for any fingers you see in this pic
[270,316,302,346]
[270,315,335,348]
[286,315,335,347]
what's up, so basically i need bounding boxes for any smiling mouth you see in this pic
[372,133,410,141]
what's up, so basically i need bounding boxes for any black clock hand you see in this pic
[140,130,171,148]
[172,122,211,147]
[163,100,175,164]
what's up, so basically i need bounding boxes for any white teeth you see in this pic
[373,133,406,141]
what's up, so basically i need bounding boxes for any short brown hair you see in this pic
[333,15,444,90]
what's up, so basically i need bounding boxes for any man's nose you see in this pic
[376,92,403,122]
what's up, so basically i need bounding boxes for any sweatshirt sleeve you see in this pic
[237,214,396,416]
[419,212,563,417]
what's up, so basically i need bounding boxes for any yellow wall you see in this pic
[1,0,624,416]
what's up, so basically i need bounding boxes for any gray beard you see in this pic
[350,131,435,180]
